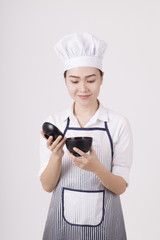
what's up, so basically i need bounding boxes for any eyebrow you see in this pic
[68,74,97,78]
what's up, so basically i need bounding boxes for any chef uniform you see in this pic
[39,32,133,240]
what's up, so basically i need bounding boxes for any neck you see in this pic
[74,100,99,118]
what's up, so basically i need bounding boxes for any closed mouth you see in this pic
[78,94,91,98]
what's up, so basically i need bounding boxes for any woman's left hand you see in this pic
[67,146,101,173]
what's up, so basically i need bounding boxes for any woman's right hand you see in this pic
[41,131,67,160]
[40,131,67,192]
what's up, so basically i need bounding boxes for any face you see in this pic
[65,67,104,107]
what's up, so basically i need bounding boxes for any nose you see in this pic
[79,81,88,92]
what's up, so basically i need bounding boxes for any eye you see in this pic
[87,80,96,83]
[71,81,79,84]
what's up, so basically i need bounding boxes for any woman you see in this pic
[39,32,133,240]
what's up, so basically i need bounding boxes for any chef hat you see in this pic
[54,32,107,71]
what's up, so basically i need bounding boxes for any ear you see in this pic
[64,70,68,85]
[100,72,104,85]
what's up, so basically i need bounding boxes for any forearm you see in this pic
[94,163,127,195]
[40,154,62,192]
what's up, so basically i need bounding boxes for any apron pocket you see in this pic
[62,187,105,227]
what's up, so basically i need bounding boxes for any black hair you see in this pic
[64,69,103,78]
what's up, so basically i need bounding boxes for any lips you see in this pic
[77,95,91,99]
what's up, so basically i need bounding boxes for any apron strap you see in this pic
[63,117,113,160]
[63,117,70,136]
[104,121,114,160]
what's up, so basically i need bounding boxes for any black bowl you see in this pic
[42,122,64,141]
[66,137,93,157]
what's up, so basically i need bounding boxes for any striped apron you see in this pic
[42,117,127,240]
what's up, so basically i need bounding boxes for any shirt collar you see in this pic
[62,100,109,123]
[96,102,109,122]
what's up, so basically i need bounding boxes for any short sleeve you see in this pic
[38,116,53,177]
[111,118,133,186]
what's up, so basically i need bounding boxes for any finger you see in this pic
[73,162,82,168]
[67,150,83,166]
[67,150,75,160]
[67,150,78,161]
[46,136,53,148]
[73,147,87,158]
[90,145,95,152]
[54,136,67,151]
[49,135,63,149]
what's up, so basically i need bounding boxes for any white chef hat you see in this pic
[54,32,107,72]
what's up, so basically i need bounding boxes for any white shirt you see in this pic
[39,102,133,186]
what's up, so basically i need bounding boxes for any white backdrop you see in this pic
[1,0,160,239]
